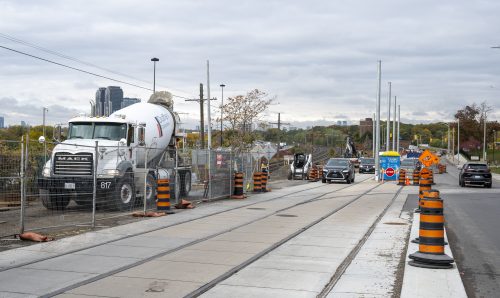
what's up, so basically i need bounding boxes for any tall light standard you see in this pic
[493,130,496,165]
[375,61,382,181]
[386,82,392,151]
[151,57,159,93]
[483,110,487,162]
[42,107,48,164]
[219,84,225,147]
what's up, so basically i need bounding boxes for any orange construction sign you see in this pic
[419,149,440,167]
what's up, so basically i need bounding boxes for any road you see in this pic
[438,162,500,298]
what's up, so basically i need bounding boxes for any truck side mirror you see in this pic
[138,126,146,146]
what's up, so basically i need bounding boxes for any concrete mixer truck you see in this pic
[38,91,191,210]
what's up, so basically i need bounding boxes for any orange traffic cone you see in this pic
[405,175,410,186]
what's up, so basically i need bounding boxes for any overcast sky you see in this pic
[1,0,500,129]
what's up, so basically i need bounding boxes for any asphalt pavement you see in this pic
[440,161,500,298]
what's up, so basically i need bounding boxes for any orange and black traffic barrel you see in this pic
[232,172,244,199]
[415,177,432,213]
[157,179,171,211]
[412,170,420,185]
[261,171,268,192]
[398,169,406,185]
[253,172,262,192]
[409,189,454,269]
[429,169,435,184]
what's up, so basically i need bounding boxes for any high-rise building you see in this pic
[21,121,27,127]
[95,87,106,116]
[121,97,141,109]
[0,116,4,128]
[105,86,124,115]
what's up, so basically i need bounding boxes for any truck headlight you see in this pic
[42,167,51,177]
[103,169,121,176]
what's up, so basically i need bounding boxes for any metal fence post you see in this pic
[92,141,98,229]
[19,136,25,235]
[229,151,233,197]
[143,147,148,214]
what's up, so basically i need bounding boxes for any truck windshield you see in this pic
[69,122,127,141]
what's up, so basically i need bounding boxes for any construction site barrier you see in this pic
[232,172,244,199]
[261,171,268,192]
[412,170,420,185]
[428,169,435,184]
[398,169,406,185]
[156,179,171,211]
[409,189,454,269]
[253,172,262,192]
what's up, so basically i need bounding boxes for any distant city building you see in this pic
[95,87,106,116]
[336,121,342,126]
[359,118,373,136]
[105,86,124,115]
[95,87,141,116]
[336,120,348,126]
[21,121,27,127]
[0,116,4,129]
[121,97,141,109]
[342,121,347,126]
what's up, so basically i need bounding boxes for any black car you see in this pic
[359,158,375,174]
[322,158,355,184]
[459,162,492,188]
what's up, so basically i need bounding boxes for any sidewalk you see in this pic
[0,176,468,298]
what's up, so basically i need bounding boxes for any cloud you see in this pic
[1,0,500,129]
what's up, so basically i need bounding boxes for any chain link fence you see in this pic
[0,137,265,238]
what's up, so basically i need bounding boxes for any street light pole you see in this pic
[397,105,400,153]
[375,61,382,181]
[392,96,396,151]
[483,110,487,162]
[219,84,225,147]
[457,119,460,164]
[493,130,496,165]
[386,82,391,151]
[43,107,48,164]
[151,57,159,93]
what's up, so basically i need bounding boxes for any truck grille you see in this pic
[53,153,93,176]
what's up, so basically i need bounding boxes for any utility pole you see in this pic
[185,84,205,148]
[269,113,290,150]
[386,82,391,151]
[452,126,455,163]
[375,61,382,181]
[392,96,396,151]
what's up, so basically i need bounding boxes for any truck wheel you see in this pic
[180,171,191,196]
[114,173,135,211]
[145,173,157,209]
[346,177,352,184]
[287,171,292,180]
[40,190,70,210]
[322,178,326,183]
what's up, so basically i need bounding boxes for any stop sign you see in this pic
[385,167,395,177]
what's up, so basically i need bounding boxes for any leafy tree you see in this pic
[220,89,274,153]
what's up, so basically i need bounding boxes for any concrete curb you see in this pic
[400,212,467,298]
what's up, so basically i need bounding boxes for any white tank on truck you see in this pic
[38,91,191,211]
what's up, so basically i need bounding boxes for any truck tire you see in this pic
[40,190,70,210]
[144,173,157,209]
[287,171,292,180]
[114,173,135,211]
[180,171,191,196]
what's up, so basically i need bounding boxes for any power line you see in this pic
[0,33,196,99]
[0,44,194,100]
[0,45,153,91]
[0,32,151,85]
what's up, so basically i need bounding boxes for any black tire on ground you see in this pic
[113,173,135,211]
[144,173,157,208]
[346,177,352,184]
[180,171,191,196]
[40,190,70,210]
[351,176,355,183]
[486,183,492,188]
[460,179,465,187]
[322,178,326,183]
[288,172,292,180]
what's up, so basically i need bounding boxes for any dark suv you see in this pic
[359,158,375,174]
[322,158,355,184]
[459,162,492,188]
